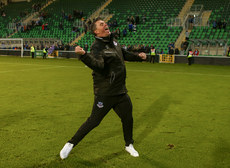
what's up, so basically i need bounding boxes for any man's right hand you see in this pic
[75,46,86,55]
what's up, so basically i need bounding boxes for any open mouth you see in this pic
[104,26,111,35]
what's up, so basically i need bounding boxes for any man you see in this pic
[227,47,230,57]
[187,49,193,65]
[60,17,146,159]
[193,49,199,56]
[149,45,156,63]
[42,46,47,59]
[30,44,35,59]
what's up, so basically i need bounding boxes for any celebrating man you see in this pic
[60,17,146,159]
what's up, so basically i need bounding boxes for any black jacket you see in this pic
[80,34,142,96]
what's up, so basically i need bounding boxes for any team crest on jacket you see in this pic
[113,41,117,46]
[97,102,104,108]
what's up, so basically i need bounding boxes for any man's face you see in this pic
[94,20,111,37]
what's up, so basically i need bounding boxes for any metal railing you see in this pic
[166,18,182,27]
[190,4,204,13]
[189,39,229,56]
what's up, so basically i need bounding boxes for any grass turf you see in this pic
[0,56,230,168]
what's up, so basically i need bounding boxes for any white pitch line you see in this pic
[0,61,229,77]
[0,66,69,74]
[128,69,230,78]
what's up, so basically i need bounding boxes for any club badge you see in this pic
[113,41,117,46]
[97,102,104,108]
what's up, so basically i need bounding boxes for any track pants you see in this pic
[68,93,134,147]
[188,57,193,65]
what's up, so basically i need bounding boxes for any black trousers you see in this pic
[31,52,35,58]
[188,57,193,65]
[149,55,155,63]
[68,93,134,147]
[43,53,46,59]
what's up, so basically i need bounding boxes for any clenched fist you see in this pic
[75,46,86,55]
[138,52,147,60]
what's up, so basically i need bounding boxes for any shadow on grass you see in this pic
[31,150,125,168]
[141,154,168,168]
[0,111,28,128]
[31,95,170,168]
[31,151,169,168]
[211,138,230,168]
[89,95,169,146]
[135,94,170,143]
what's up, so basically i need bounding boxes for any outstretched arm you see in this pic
[121,48,147,61]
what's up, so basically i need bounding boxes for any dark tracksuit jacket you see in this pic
[79,34,143,96]
[69,34,143,146]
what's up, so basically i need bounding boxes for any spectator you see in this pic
[171,42,175,48]
[227,47,230,57]
[42,24,45,30]
[23,25,27,32]
[43,46,48,59]
[223,19,227,30]
[145,44,150,53]
[126,16,130,23]
[87,19,92,28]
[139,44,145,52]
[185,30,189,40]
[72,26,80,33]
[128,22,133,32]
[193,49,199,56]
[133,23,137,32]
[84,21,88,33]
[168,43,172,52]
[160,49,164,54]
[169,47,174,55]
[62,10,65,18]
[175,48,179,55]
[123,27,127,37]
[127,44,133,51]
[115,28,120,39]
[44,23,48,30]
[142,15,146,23]
[187,49,193,65]
[135,15,140,24]
[130,16,135,24]
[189,15,194,29]
[68,14,73,21]
[30,44,35,59]
[59,22,63,30]
[217,19,222,29]
[121,44,125,50]
[35,19,41,26]
[183,40,189,50]
[149,45,156,63]
[113,20,118,27]
[84,43,89,52]
[65,43,70,51]
[2,11,6,17]
[80,10,83,19]
[213,20,217,29]
[134,44,139,52]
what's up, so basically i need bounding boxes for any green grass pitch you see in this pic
[0,56,230,168]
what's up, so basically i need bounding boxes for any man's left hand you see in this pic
[138,52,147,60]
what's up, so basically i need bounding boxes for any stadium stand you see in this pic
[188,0,230,56]
[78,0,186,53]
[10,0,106,45]
[1,0,229,56]
[0,0,46,38]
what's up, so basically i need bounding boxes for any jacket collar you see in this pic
[95,33,114,43]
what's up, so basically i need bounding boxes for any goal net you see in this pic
[0,38,24,57]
